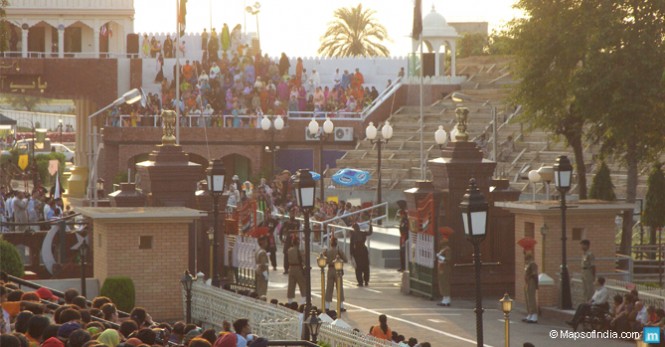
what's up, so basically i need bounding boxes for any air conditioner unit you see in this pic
[334,127,354,142]
[305,127,321,141]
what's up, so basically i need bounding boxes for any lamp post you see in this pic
[308,117,335,203]
[245,2,261,49]
[294,169,316,339]
[88,88,142,205]
[58,119,63,143]
[207,159,226,287]
[317,253,327,313]
[207,228,214,281]
[527,170,541,201]
[554,155,573,310]
[180,270,194,324]
[500,293,513,347]
[459,178,489,347]
[334,255,344,318]
[306,309,322,343]
[260,115,284,176]
[365,121,393,207]
[78,230,88,297]
[434,125,448,149]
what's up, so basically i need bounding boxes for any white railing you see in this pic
[571,276,665,309]
[287,111,363,121]
[9,0,133,9]
[188,279,398,346]
[360,77,402,121]
[0,109,76,131]
[0,51,137,59]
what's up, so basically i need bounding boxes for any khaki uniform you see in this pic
[325,246,347,303]
[286,245,306,301]
[581,251,595,302]
[437,246,453,298]
[255,248,269,297]
[525,260,538,315]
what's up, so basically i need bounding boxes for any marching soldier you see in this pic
[519,237,539,324]
[281,210,300,274]
[286,236,306,304]
[580,239,596,302]
[325,237,347,312]
[436,227,453,307]
[255,236,270,297]
[350,222,373,287]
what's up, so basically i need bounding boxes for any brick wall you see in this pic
[93,218,192,321]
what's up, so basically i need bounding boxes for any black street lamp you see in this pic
[365,121,393,208]
[78,230,88,297]
[180,270,194,324]
[554,155,573,310]
[207,159,226,287]
[260,115,284,176]
[308,117,334,204]
[306,309,322,343]
[294,169,316,339]
[459,178,489,347]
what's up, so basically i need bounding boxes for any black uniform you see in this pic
[350,223,373,286]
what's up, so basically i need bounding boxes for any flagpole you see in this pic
[419,32,424,180]
[175,0,181,145]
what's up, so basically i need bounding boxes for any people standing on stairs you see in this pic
[286,236,306,305]
[154,53,164,83]
[255,236,270,298]
[436,227,454,307]
[350,221,373,287]
[397,200,409,272]
[324,237,348,312]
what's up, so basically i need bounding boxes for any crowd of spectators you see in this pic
[1,185,72,232]
[114,25,380,128]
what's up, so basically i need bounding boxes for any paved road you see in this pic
[267,252,638,347]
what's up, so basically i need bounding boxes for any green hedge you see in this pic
[0,238,25,277]
[100,276,136,312]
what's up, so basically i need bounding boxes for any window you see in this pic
[139,236,153,250]
[64,27,82,52]
[572,228,585,241]
[524,222,535,239]
[15,244,31,266]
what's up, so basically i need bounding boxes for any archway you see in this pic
[99,21,124,55]
[27,21,57,56]
[221,154,252,182]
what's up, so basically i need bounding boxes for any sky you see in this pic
[134,0,522,57]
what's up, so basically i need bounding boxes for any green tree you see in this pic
[7,94,41,112]
[487,29,513,56]
[318,4,390,57]
[0,0,9,53]
[589,161,616,201]
[575,1,665,254]
[100,276,135,312]
[457,33,486,58]
[644,164,665,246]
[0,237,25,277]
[509,0,592,200]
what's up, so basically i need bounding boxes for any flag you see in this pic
[100,24,107,37]
[18,154,28,171]
[412,0,423,39]
[54,172,61,199]
[178,0,187,37]
[48,159,59,176]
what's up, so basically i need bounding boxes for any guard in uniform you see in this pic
[325,237,348,312]
[281,211,300,274]
[255,237,270,297]
[436,227,454,306]
[350,222,373,287]
[397,200,409,272]
[286,236,306,304]
[580,239,596,302]
[519,237,539,324]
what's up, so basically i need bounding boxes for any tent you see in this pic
[0,113,17,125]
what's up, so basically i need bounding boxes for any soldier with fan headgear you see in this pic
[436,227,454,306]
[518,237,538,323]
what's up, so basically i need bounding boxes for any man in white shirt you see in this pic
[567,276,608,331]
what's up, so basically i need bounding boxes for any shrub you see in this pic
[100,276,135,312]
[589,161,616,201]
[0,238,25,277]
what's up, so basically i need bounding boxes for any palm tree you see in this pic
[318,4,390,57]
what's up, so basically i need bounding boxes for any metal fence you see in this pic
[188,279,398,347]
[571,276,665,309]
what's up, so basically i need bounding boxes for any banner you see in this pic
[407,193,435,235]
[48,159,59,176]
[18,154,28,171]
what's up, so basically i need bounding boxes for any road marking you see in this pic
[311,293,493,347]
[428,319,444,323]
[363,288,382,294]
[402,313,462,316]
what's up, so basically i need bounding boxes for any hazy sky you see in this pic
[134,0,522,57]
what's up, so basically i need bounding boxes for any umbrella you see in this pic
[331,168,371,187]
[290,171,321,182]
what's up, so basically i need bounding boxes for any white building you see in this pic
[3,0,134,58]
